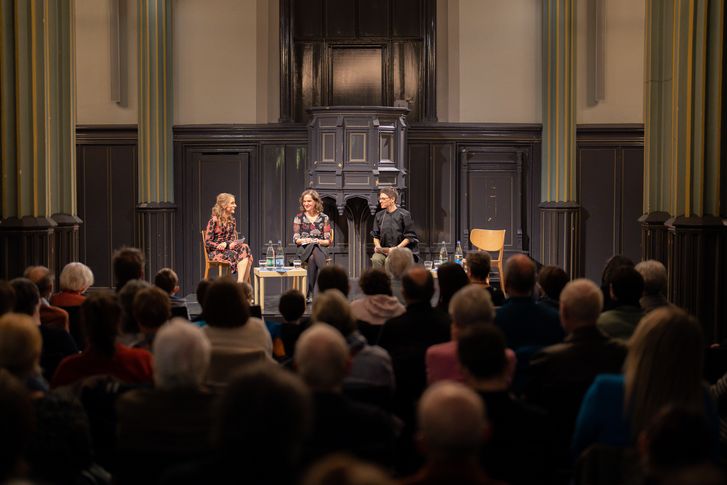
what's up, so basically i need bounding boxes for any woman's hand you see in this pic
[217,242,227,250]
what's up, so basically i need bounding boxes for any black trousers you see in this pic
[305,245,326,296]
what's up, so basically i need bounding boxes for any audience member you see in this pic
[384,246,415,304]
[302,454,396,485]
[572,307,715,459]
[117,279,152,345]
[350,268,405,344]
[526,279,627,466]
[635,260,672,313]
[10,277,77,381]
[312,289,395,392]
[24,265,70,332]
[316,264,350,296]
[51,291,153,387]
[278,288,310,359]
[0,369,35,482]
[295,324,397,468]
[191,278,211,325]
[112,246,145,292]
[537,265,570,310]
[239,281,262,318]
[131,286,171,350]
[466,251,505,306]
[597,265,645,341]
[0,313,46,394]
[600,255,635,311]
[495,254,564,350]
[50,262,94,307]
[458,324,551,484]
[154,267,190,320]
[401,381,504,485]
[0,280,16,315]
[435,262,469,316]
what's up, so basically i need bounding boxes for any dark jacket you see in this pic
[495,296,564,350]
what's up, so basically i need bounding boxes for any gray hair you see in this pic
[560,279,603,324]
[295,323,349,391]
[311,289,354,336]
[59,262,94,292]
[635,260,668,296]
[385,247,414,279]
[449,285,495,327]
[153,318,211,389]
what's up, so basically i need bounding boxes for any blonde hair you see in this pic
[0,313,42,378]
[299,189,323,214]
[624,307,704,436]
[212,193,235,226]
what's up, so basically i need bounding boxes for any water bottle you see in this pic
[454,241,464,265]
[265,240,275,268]
[276,240,284,268]
[439,241,448,265]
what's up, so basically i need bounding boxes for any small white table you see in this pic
[253,267,307,312]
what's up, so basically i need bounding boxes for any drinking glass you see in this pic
[292,259,302,269]
[424,260,433,270]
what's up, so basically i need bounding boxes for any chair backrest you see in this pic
[469,229,506,257]
[200,230,210,261]
[205,348,267,386]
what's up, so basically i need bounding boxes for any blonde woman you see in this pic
[205,193,253,283]
[293,189,332,302]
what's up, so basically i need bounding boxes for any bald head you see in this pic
[559,279,603,332]
[295,324,350,391]
[504,254,536,296]
[24,266,53,298]
[402,267,434,304]
[418,381,487,458]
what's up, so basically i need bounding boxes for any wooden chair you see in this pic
[469,228,506,286]
[201,230,231,279]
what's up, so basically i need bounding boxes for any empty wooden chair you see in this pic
[469,228,506,286]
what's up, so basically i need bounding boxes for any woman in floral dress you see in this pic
[205,193,253,283]
[293,189,332,301]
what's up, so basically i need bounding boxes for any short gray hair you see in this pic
[311,289,354,336]
[635,260,667,296]
[295,323,349,391]
[153,318,211,389]
[449,285,495,327]
[59,262,94,292]
[385,247,414,279]
[560,279,603,324]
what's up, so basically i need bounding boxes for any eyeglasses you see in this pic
[378,196,390,201]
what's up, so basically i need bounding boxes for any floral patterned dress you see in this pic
[205,216,253,273]
[292,212,332,261]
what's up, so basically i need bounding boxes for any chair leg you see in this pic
[204,264,209,280]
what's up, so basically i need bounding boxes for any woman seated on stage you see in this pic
[293,189,332,302]
[371,187,418,269]
[204,193,253,283]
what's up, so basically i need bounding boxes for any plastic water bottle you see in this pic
[276,240,284,268]
[439,241,448,265]
[265,241,275,268]
[454,241,464,265]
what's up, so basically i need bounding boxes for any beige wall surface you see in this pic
[76,0,138,124]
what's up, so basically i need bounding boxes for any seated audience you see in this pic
[459,324,551,484]
[24,265,69,332]
[239,281,262,318]
[312,289,395,392]
[0,280,15,315]
[384,247,415,304]
[116,319,216,484]
[0,369,35,483]
[526,279,627,467]
[202,278,272,359]
[350,268,405,344]
[401,381,504,485]
[600,255,635,311]
[278,288,310,359]
[117,279,152,346]
[466,250,505,306]
[537,264,570,310]
[316,264,350,296]
[302,454,396,485]
[51,291,153,387]
[495,254,564,350]
[295,324,397,467]
[427,285,515,385]
[10,278,77,381]
[161,363,313,485]
[597,265,645,341]
[50,262,94,307]
[435,262,469,316]
[131,286,171,350]
[154,267,190,320]
[191,278,211,325]
[572,307,716,459]
[0,313,46,394]
[113,246,145,292]
[635,260,672,313]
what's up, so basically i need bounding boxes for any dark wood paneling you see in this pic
[392,41,422,121]
[392,0,422,37]
[325,0,355,37]
[293,43,324,123]
[329,46,385,106]
[359,0,389,37]
[293,0,323,38]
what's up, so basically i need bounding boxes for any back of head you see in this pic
[59,262,94,293]
[0,313,42,378]
[466,251,492,282]
[0,281,15,316]
[9,278,40,316]
[504,254,537,295]
[610,266,644,306]
[402,267,434,304]
[625,307,704,435]
[635,260,668,297]
[154,318,211,389]
[302,454,396,485]
[203,277,249,328]
[153,267,178,295]
[118,279,152,334]
[358,268,393,296]
[215,363,312,472]
[316,265,350,296]
[81,291,122,356]
[559,279,603,328]
[240,282,254,305]
[24,266,53,298]
[601,254,635,286]
[538,265,570,301]
[436,263,470,308]
[279,289,306,323]
[642,405,712,473]
[295,323,350,391]
[311,289,355,336]
[195,278,211,310]
[132,286,171,330]
[418,381,486,459]
[457,324,507,380]
[0,369,35,482]
[385,247,414,279]
[449,285,495,328]
[112,246,145,290]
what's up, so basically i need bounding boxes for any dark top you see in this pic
[494,296,564,350]
[39,325,79,381]
[293,212,331,260]
[370,207,418,251]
